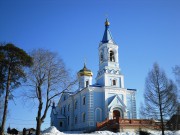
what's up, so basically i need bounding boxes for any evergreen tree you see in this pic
[0,43,32,135]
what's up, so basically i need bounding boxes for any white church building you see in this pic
[51,19,137,131]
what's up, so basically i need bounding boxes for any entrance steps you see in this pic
[96,118,161,132]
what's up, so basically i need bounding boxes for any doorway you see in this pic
[113,110,120,119]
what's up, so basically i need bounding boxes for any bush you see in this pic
[139,130,150,135]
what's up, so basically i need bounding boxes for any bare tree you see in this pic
[173,65,180,85]
[173,65,180,130]
[25,49,76,135]
[0,95,3,122]
[141,63,178,135]
[173,65,180,101]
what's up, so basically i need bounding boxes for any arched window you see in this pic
[95,108,102,122]
[83,96,86,105]
[112,79,116,86]
[75,116,77,124]
[86,80,89,87]
[67,116,70,125]
[109,51,115,62]
[75,101,77,109]
[100,52,103,62]
[82,113,86,122]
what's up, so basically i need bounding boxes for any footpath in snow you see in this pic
[42,126,180,135]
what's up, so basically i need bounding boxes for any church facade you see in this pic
[51,19,137,131]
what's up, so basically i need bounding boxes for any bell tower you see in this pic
[96,19,124,88]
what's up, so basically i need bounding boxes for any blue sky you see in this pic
[0,0,180,131]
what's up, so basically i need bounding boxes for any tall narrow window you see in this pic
[75,116,77,124]
[67,116,69,125]
[95,108,102,122]
[63,106,66,114]
[110,51,115,62]
[75,101,77,109]
[83,96,86,105]
[100,52,103,63]
[86,81,89,87]
[82,113,86,122]
[112,80,116,86]
[68,104,70,111]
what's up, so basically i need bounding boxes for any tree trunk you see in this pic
[0,87,10,135]
[36,101,43,135]
[158,88,165,135]
[0,68,11,135]
[160,105,165,135]
[36,117,42,135]
[36,85,43,135]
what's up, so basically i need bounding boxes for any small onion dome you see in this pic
[78,64,93,77]
[105,18,110,26]
[52,101,55,108]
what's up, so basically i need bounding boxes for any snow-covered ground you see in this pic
[42,126,180,135]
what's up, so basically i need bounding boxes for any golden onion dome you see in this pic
[105,18,110,26]
[78,64,93,77]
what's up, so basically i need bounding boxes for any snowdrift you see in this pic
[42,126,180,135]
[42,126,64,135]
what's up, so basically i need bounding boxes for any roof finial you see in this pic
[105,18,110,26]
[84,58,87,68]
[102,18,114,43]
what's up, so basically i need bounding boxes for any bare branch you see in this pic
[23,49,76,135]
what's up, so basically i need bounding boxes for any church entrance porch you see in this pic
[113,110,120,119]
[109,106,125,119]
